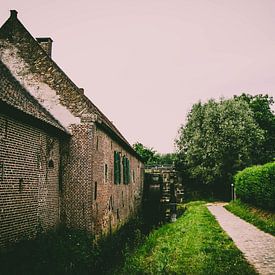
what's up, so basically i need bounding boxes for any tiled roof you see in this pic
[0,60,68,134]
[0,11,140,159]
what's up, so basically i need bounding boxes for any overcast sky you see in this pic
[1,0,275,153]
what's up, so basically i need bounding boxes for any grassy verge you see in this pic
[225,199,275,236]
[116,201,257,275]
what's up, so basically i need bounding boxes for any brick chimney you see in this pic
[36,37,53,57]
[10,10,18,19]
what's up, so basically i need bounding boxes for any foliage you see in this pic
[234,162,275,211]
[175,97,265,198]
[225,199,275,236]
[133,142,176,166]
[155,152,177,165]
[117,201,256,275]
[133,142,158,165]
[234,93,275,163]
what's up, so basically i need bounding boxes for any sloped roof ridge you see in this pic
[0,11,133,150]
[0,60,68,134]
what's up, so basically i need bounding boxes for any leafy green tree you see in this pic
[234,93,275,163]
[156,153,177,165]
[175,98,265,198]
[133,142,176,166]
[133,142,158,165]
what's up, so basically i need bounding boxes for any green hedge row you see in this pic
[234,162,275,211]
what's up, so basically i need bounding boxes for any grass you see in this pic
[225,199,275,236]
[116,201,257,275]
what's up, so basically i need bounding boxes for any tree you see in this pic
[175,98,265,198]
[155,153,177,165]
[234,93,275,163]
[133,142,158,165]
[133,142,176,166]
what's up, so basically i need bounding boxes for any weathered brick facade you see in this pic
[0,114,62,247]
[0,10,144,247]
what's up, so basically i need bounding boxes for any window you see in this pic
[133,170,135,183]
[122,156,126,184]
[122,156,131,184]
[126,158,130,184]
[104,163,108,182]
[109,195,113,211]
[94,182,97,200]
[48,159,54,168]
[96,136,99,150]
[114,151,121,184]
[122,191,124,207]
[0,118,8,140]
[0,162,3,183]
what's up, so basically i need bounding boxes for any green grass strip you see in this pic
[117,201,257,275]
[225,199,275,236]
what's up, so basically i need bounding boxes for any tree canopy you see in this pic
[175,96,269,198]
[133,142,176,166]
[234,93,275,163]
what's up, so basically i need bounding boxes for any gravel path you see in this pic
[207,204,275,275]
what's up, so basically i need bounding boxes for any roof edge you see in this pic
[96,121,144,162]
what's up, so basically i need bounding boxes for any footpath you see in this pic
[207,203,275,275]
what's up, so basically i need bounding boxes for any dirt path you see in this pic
[207,204,275,275]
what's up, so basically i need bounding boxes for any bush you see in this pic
[234,162,275,211]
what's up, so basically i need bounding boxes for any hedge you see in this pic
[234,162,275,211]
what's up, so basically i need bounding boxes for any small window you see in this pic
[48,159,54,168]
[0,118,8,140]
[122,156,130,184]
[0,162,3,183]
[122,191,124,207]
[94,182,97,200]
[19,178,23,192]
[96,136,99,150]
[114,151,121,184]
[104,164,108,182]
[117,209,120,220]
[109,195,113,211]
[133,170,135,182]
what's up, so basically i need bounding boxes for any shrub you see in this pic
[234,162,275,211]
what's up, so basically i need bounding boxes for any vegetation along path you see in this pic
[207,203,275,275]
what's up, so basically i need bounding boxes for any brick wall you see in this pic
[0,114,61,247]
[91,126,144,235]
[61,123,93,231]
[0,12,145,244]
[61,123,144,236]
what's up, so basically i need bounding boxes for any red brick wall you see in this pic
[0,114,61,247]
[0,14,145,243]
[91,126,144,235]
[60,123,144,236]
[62,123,146,235]
[61,123,93,231]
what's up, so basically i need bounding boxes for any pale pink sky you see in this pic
[1,0,275,153]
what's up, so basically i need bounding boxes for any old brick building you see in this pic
[0,10,144,247]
